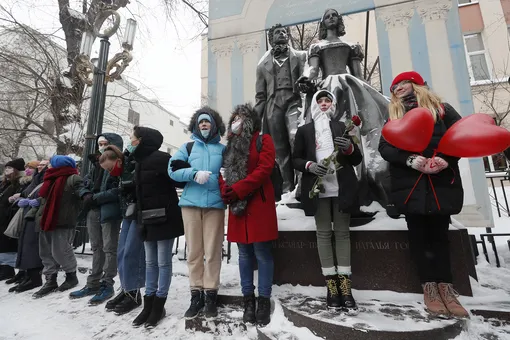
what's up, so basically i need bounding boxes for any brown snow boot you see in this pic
[423,282,449,316]
[438,283,470,318]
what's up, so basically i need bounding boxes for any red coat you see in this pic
[220,133,278,244]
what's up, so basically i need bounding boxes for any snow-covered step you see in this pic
[280,294,466,340]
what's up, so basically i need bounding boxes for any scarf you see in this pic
[223,120,256,216]
[402,93,418,112]
[39,166,79,231]
[271,44,289,58]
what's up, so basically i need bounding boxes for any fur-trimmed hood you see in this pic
[188,106,226,139]
[226,103,261,139]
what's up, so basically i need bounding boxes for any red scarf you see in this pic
[39,166,79,231]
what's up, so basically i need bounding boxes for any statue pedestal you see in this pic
[274,205,477,296]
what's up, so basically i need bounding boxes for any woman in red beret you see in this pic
[378,71,469,318]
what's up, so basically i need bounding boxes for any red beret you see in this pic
[390,71,425,91]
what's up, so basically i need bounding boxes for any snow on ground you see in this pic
[2,193,510,339]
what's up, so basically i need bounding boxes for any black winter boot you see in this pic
[8,272,28,292]
[0,265,15,281]
[325,275,342,309]
[203,290,218,318]
[337,274,357,309]
[256,297,271,326]
[32,274,58,298]
[132,295,155,327]
[114,290,142,315]
[16,268,42,293]
[106,291,127,311]
[145,296,167,328]
[5,270,25,284]
[243,294,256,324]
[184,290,204,319]
[58,272,78,292]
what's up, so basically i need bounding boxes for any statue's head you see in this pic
[268,24,290,46]
[319,8,346,39]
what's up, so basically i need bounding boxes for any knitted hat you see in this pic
[5,158,25,171]
[26,160,40,169]
[390,71,425,92]
[197,113,212,124]
[50,155,76,169]
[316,90,334,102]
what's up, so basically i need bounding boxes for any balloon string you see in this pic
[428,174,441,211]
[404,149,441,210]
[404,173,423,205]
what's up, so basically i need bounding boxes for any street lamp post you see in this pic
[77,9,136,175]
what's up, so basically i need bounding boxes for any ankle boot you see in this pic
[437,283,469,318]
[16,268,42,292]
[337,275,357,309]
[58,272,78,292]
[114,290,142,315]
[423,282,449,316]
[9,272,29,292]
[6,270,25,284]
[133,295,155,327]
[204,290,218,318]
[145,296,167,328]
[325,275,342,309]
[32,274,58,298]
[106,290,127,311]
[184,290,204,319]
[243,294,256,324]
[256,296,271,326]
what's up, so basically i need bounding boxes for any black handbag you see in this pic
[141,208,167,225]
[125,203,137,218]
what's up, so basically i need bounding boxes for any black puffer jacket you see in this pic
[132,127,184,241]
[378,103,464,215]
[0,175,30,253]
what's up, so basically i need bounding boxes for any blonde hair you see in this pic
[389,84,444,122]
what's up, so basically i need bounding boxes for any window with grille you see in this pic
[128,108,140,126]
[463,33,490,81]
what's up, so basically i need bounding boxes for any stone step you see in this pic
[280,295,466,340]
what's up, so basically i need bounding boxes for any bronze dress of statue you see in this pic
[254,24,307,194]
[299,8,391,211]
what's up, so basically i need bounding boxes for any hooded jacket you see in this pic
[168,107,226,209]
[80,132,124,223]
[293,90,363,216]
[132,127,184,241]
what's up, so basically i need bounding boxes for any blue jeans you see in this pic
[238,242,274,298]
[118,220,146,291]
[144,238,174,298]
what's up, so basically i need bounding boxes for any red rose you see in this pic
[352,115,361,127]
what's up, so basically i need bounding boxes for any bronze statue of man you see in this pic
[254,24,307,194]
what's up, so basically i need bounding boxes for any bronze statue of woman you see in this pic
[299,8,392,214]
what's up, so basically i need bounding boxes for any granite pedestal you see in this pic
[273,211,477,296]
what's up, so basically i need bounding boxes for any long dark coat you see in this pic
[132,127,184,241]
[293,121,362,216]
[378,103,464,215]
[0,176,28,253]
[17,169,45,270]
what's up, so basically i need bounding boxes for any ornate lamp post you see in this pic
[77,9,137,174]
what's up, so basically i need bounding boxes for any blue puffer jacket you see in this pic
[169,134,225,209]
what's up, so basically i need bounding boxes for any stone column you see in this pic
[211,40,235,120]
[237,35,262,103]
[417,0,460,109]
[375,3,414,74]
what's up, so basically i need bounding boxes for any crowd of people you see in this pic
[0,70,469,332]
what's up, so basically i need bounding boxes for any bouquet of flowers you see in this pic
[309,115,362,199]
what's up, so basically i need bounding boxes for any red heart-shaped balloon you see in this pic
[382,108,435,152]
[437,113,510,157]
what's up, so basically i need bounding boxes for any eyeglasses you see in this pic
[391,80,411,93]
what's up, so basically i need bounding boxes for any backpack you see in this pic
[256,134,283,202]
